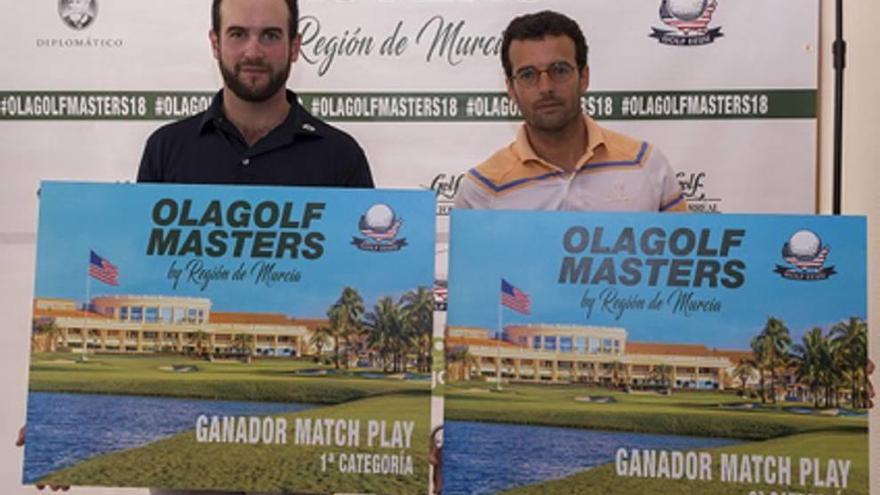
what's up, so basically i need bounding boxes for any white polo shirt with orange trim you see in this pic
[454,115,687,212]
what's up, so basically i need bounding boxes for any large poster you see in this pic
[23,182,437,494]
[445,210,868,494]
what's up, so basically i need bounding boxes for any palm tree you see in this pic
[748,335,771,403]
[831,317,869,409]
[401,286,434,373]
[757,317,793,403]
[365,317,393,371]
[650,364,674,393]
[328,287,365,369]
[732,361,754,395]
[188,330,211,359]
[309,325,333,361]
[609,361,627,389]
[364,297,408,373]
[33,321,62,353]
[792,327,829,407]
[446,347,479,381]
[231,333,256,362]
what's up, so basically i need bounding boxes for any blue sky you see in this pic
[34,182,435,318]
[448,210,867,350]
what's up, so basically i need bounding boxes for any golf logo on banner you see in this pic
[353,203,408,252]
[775,229,835,281]
[651,0,723,46]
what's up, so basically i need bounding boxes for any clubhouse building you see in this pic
[32,296,326,357]
[447,324,750,390]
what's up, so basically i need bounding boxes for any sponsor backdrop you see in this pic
[0,0,818,237]
[445,210,868,494]
[0,1,820,493]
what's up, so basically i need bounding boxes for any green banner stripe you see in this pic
[0,90,816,121]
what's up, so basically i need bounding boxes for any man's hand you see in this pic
[16,425,70,491]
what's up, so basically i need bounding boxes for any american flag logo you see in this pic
[660,0,718,35]
[785,246,830,271]
[501,279,531,315]
[360,219,402,243]
[89,250,119,286]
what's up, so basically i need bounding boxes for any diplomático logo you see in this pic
[58,0,97,30]
[650,0,723,46]
[352,203,407,252]
[40,0,121,49]
[774,230,836,281]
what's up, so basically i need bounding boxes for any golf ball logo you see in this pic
[651,0,723,46]
[352,203,408,252]
[775,229,836,281]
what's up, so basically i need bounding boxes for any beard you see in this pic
[219,57,291,103]
[510,74,586,134]
[523,97,581,133]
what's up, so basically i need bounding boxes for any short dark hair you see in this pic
[211,0,299,40]
[501,11,588,78]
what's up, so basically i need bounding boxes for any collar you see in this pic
[198,89,325,140]
[512,114,607,172]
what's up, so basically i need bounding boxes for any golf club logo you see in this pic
[676,171,722,213]
[774,230,836,281]
[352,203,407,252]
[422,172,464,216]
[58,0,98,30]
[650,0,723,46]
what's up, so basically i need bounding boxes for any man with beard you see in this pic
[455,11,685,211]
[137,0,373,188]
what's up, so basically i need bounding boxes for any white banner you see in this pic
[0,0,818,236]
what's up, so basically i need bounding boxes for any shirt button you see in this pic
[241,158,250,166]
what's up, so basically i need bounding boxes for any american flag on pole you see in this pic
[89,251,119,286]
[501,279,530,315]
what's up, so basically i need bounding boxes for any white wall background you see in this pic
[0,0,877,493]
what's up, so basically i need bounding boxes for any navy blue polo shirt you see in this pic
[137,90,374,188]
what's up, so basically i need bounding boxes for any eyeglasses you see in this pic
[510,62,577,87]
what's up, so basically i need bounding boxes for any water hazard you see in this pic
[24,391,314,483]
[443,420,741,494]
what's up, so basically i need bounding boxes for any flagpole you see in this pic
[496,282,502,391]
[82,254,90,362]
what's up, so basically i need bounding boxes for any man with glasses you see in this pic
[455,10,686,212]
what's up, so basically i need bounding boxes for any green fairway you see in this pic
[501,431,868,495]
[39,394,430,494]
[29,352,428,404]
[29,353,432,493]
[445,382,867,440]
[445,382,867,494]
